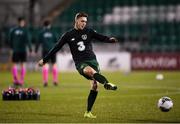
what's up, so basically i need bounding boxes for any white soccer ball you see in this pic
[156,74,164,80]
[158,96,173,112]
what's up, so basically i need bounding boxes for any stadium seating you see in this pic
[53,0,180,52]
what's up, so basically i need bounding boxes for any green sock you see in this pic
[93,73,109,84]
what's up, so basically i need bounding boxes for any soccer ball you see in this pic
[156,73,164,80]
[158,96,173,112]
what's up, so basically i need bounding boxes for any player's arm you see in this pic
[38,33,67,66]
[91,29,118,43]
[8,28,14,49]
[54,32,65,53]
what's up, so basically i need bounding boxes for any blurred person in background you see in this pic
[38,12,118,118]
[35,20,58,87]
[8,17,32,87]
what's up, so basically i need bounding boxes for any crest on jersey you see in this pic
[81,34,87,40]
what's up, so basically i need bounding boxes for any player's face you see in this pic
[19,20,26,27]
[76,17,87,30]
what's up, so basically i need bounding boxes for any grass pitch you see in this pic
[0,71,180,123]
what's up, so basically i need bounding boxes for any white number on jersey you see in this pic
[77,41,85,51]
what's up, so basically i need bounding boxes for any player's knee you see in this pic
[91,80,98,91]
[52,63,57,68]
[83,66,96,77]
[92,83,98,91]
[20,63,26,68]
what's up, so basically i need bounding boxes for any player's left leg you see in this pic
[52,63,58,86]
[12,63,19,85]
[19,62,26,86]
[84,80,98,118]
[19,52,27,86]
[83,66,117,90]
[12,52,19,85]
[51,55,58,86]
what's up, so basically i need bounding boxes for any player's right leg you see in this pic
[12,52,19,85]
[42,64,49,87]
[12,63,19,85]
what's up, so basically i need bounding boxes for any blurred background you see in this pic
[0,0,180,72]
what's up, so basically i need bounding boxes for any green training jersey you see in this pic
[8,26,32,52]
[35,28,57,52]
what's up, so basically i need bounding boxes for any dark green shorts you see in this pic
[76,59,100,80]
[12,52,27,63]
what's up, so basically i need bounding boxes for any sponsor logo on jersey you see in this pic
[44,32,52,38]
[15,30,23,35]
[81,34,87,40]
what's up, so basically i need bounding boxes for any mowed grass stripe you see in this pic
[0,71,180,123]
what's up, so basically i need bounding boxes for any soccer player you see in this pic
[38,12,118,118]
[35,20,58,87]
[8,17,32,86]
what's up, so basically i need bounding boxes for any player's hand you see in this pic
[38,59,44,67]
[109,37,118,43]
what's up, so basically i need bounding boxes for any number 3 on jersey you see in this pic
[77,41,85,51]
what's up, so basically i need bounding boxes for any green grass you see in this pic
[0,71,180,123]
